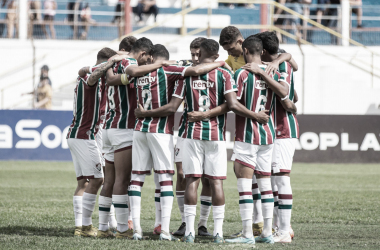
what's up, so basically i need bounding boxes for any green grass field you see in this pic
[0,161,379,249]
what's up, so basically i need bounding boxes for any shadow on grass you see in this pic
[0,226,74,237]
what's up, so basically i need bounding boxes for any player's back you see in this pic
[174,67,236,141]
[275,61,299,139]
[234,66,280,145]
[104,58,137,130]
[67,74,100,140]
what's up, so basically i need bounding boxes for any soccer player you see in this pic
[225,36,291,245]
[219,26,298,238]
[254,31,299,243]
[134,39,269,244]
[68,48,123,237]
[173,37,214,237]
[100,37,175,239]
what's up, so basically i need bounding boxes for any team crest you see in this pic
[255,80,268,90]
[95,163,102,172]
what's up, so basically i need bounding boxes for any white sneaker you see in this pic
[132,229,143,240]
[273,231,292,243]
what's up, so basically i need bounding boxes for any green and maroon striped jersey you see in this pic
[67,74,101,140]
[104,58,137,129]
[176,61,193,138]
[173,67,237,141]
[234,66,280,145]
[134,66,187,134]
[274,61,299,139]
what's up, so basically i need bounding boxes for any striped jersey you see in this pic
[173,67,237,141]
[176,61,193,138]
[274,61,299,139]
[104,58,137,129]
[88,63,108,134]
[234,66,280,145]
[134,66,187,134]
[67,74,101,140]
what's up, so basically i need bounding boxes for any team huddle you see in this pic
[67,26,299,245]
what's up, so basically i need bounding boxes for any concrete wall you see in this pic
[1,34,379,114]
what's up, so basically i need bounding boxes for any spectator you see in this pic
[1,0,7,37]
[133,0,158,26]
[42,0,56,39]
[350,0,362,28]
[6,0,17,38]
[316,0,329,24]
[67,1,83,39]
[112,0,124,38]
[22,65,53,109]
[80,3,95,39]
[28,0,42,38]
[326,0,340,44]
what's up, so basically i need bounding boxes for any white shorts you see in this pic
[182,139,227,180]
[271,138,296,174]
[95,128,105,167]
[67,138,104,180]
[102,128,134,163]
[174,137,184,163]
[231,141,274,176]
[132,131,174,174]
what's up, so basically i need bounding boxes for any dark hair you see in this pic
[219,26,243,46]
[242,36,263,55]
[278,48,287,53]
[151,44,169,60]
[97,47,117,61]
[119,36,137,51]
[200,39,219,57]
[254,31,279,55]
[190,37,207,50]
[130,37,154,55]
[41,65,49,71]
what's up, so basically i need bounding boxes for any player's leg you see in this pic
[272,139,296,243]
[271,175,279,232]
[153,172,162,235]
[129,131,153,240]
[252,175,264,236]
[173,137,187,236]
[78,139,104,237]
[254,144,275,244]
[203,140,227,243]
[68,138,88,236]
[225,141,256,244]
[198,177,212,236]
[110,129,133,238]
[146,133,177,241]
[182,139,204,243]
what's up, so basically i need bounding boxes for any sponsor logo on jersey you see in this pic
[193,80,215,90]
[255,80,268,90]
[137,76,156,86]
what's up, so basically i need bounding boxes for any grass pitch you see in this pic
[0,161,379,249]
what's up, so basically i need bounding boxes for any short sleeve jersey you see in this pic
[234,66,280,145]
[173,67,237,141]
[274,61,299,139]
[134,65,187,134]
[67,74,101,140]
[104,58,137,130]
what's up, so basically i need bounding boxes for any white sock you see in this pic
[252,176,263,224]
[109,204,117,229]
[129,174,146,233]
[73,196,82,227]
[176,191,185,223]
[276,176,292,233]
[154,173,161,227]
[257,178,274,237]
[112,194,129,233]
[237,178,253,238]
[184,204,196,237]
[212,205,225,237]
[198,196,211,228]
[82,192,97,226]
[99,196,112,231]
[158,173,174,234]
[271,176,279,229]
[128,186,133,222]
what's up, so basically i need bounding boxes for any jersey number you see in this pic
[108,86,115,110]
[255,95,267,113]
[198,95,210,121]
[141,89,152,110]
